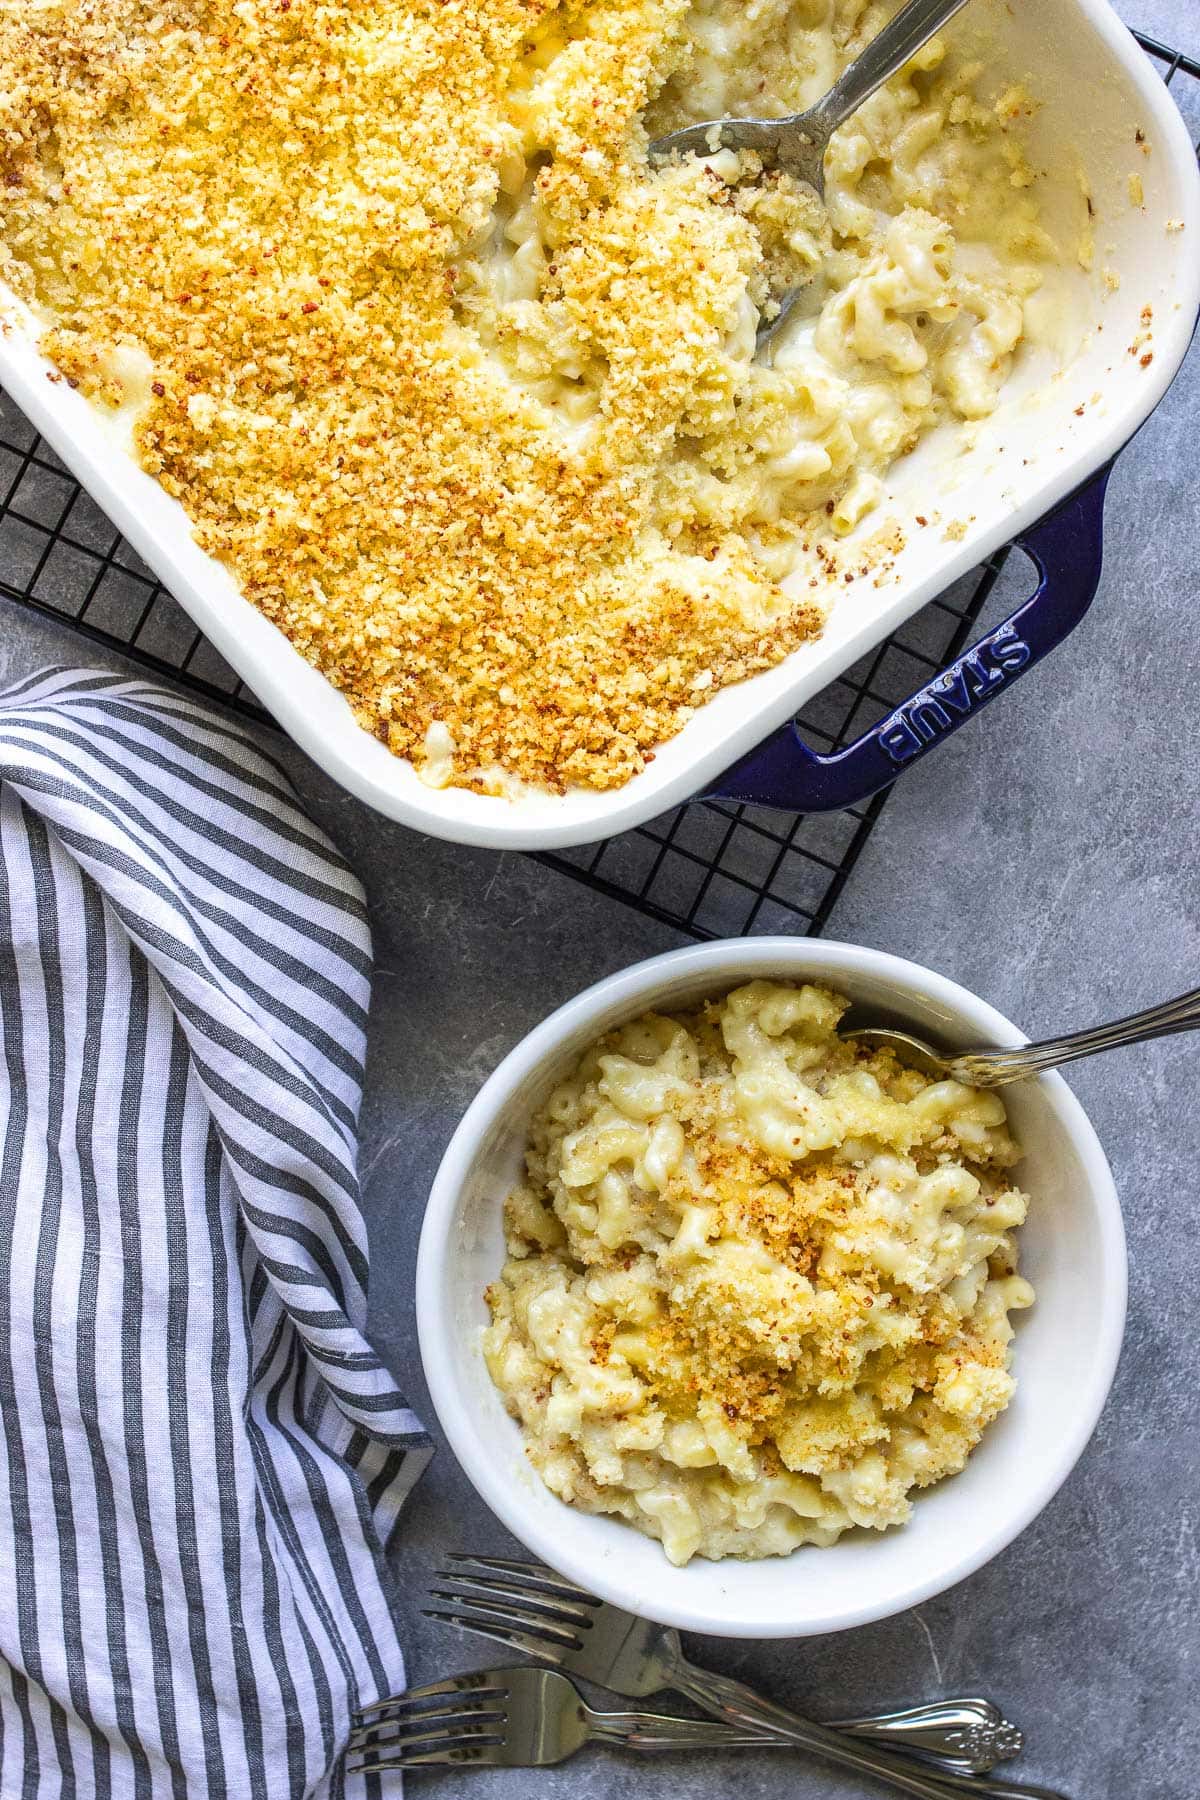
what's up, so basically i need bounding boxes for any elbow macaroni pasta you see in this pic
[485,981,1035,1565]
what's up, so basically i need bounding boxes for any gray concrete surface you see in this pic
[2,14,1198,1795]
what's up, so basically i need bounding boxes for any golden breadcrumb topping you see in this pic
[0,0,1045,791]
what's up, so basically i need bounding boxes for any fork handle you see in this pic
[829,1699,1023,1773]
[951,983,1200,1085]
[583,1710,797,1752]
[668,1663,1071,1800]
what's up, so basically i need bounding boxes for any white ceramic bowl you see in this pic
[417,939,1126,1637]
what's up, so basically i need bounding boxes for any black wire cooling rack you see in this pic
[1,29,1196,938]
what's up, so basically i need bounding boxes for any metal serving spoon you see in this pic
[839,986,1200,1087]
[649,0,974,345]
[649,0,973,196]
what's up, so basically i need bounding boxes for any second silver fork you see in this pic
[423,1553,1023,1778]
[351,1660,1070,1800]
[348,1665,807,1774]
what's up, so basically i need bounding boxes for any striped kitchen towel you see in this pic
[0,667,432,1797]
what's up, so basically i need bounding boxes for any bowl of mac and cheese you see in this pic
[418,938,1125,1636]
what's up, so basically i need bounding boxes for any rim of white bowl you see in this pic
[416,938,1128,1637]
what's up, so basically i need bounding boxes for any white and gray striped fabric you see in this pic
[0,668,432,1797]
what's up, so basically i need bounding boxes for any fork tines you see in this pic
[346,1675,510,1774]
[442,1552,597,1604]
[421,1552,600,1663]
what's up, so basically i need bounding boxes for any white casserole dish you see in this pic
[1,0,1197,849]
[416,939,1127,1637]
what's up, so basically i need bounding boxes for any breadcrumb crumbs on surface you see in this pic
[0,0,1047,793]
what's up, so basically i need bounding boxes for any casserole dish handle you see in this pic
[706,467,1110,814]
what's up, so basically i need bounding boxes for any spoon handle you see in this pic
[952,986,1200,1085]
[808,0,974,139]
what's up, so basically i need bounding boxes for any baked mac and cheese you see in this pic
[1,1,1053,792]
[484,981,1034,1564]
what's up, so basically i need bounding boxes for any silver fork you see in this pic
[345,1665,798,1774]
[348,1663,1069,1800]
[422,1553,1022,1778]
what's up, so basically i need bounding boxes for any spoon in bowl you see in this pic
[648,0,975,346]
[649,0,974,197]
[838,985,1200,1087]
